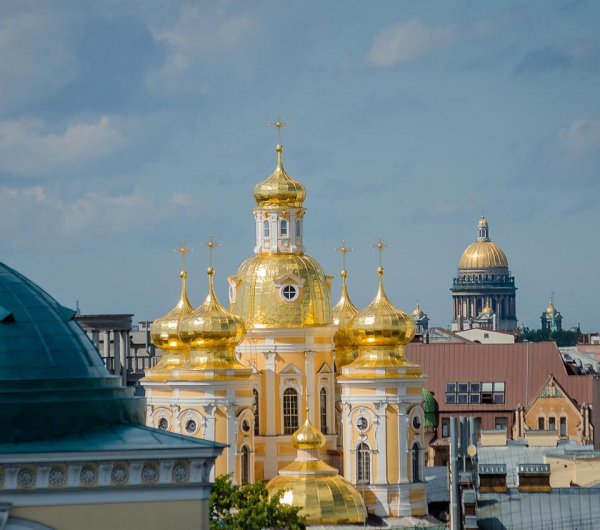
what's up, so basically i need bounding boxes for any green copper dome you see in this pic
[422,387,437,427]
[0,261,144,443]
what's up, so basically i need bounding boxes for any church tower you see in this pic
[338,239,428,518]
[228,117,337,480]
[451,214,517,331]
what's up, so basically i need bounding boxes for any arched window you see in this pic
[357,442,370,484]
[548,417,556,432]
[320,388,328,435]
[263,219,270,238]
[253,389,260,436]
[538,417,545,430]
[241,446,250,485]
[283,388,299,434]
[412,443,421,482]
[295,220,301,237]
[280,219,288,237]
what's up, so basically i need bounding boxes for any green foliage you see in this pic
[210,474,306,530]
[518,327,582,347]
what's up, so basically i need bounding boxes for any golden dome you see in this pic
[482,303,494,315]
[179,267,247,370]
[253,145,306,210]
[546,301,557,314]
[459,241,508,269]
[267,416,366,525]
[149,270,194,370]
[292,417,326,449]
[332,270,359,370]
[229,253,332,328]
[349,267,415,349]
[412,299,424,317]
[459,214,508,269]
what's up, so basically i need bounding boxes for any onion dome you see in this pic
[292,417,326,449]
[348,268,415,368]
[546,301,558,314]
[0,261,144,443]
[332,270,359,370]
[179,267,247,371]
[229,253,332,328]
[459,214,508,269]
[267,417,366,525]
[482,303,494,315]
[412,299,424,317]
[422,388,437,428]
[253,145,306,209]
[149,270,194,372]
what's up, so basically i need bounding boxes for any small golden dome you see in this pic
[230,253,332,328]
[482,304,494,315]
[478,213,489,228]
[412,299,424,317]
[150,270,194,353]
[180,268,245,352]
[460,215,508,269]
[349,267,415,349]
[253,145,306,209]
[332,270,359,370]
[292,417,326,449]
[546,301,557,314]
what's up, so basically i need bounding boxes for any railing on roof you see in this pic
[452,276,515,287]
[517,463,550,475]
[479,464,506,475]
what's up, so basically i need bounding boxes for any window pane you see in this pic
[482,382,493,392]
[445,394,456,404]
[470,383,481,393]
[458,383,468,393]
[560,417,567,436]
[493,393,505,404]
[470,394,481,404]
[495,417,508,430]
[458,394,468,404]
[283,388,298,434]
[446,383,456,393]
[494,382,505,392]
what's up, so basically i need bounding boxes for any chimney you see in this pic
[478,464,507,493]
[517,463,551,493]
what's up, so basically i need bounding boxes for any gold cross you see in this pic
[371,236,390,268]
[201,235,220,269]
[268,115,289,145]
[174,241,193,270]
[335,240,354,271]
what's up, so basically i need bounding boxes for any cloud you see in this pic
[559,117,600,161]
[170,192,193,207]
[145,5,257,92]
[513,40,600,76]
[0,8,75,112]
[366,10,525,67]
[0,116,125,176]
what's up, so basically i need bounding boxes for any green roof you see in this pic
[422,387,437,427]
[0,261,144,443]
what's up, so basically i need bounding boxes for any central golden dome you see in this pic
[459,214,508,269]
[230,253,332,328]
[253,145,306,209]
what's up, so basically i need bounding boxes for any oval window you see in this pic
[412,416,421,431]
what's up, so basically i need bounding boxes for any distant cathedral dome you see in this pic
[253,145,306,209]
[459,213,508,269]
[546,301,558,314]
[349,267,415,352]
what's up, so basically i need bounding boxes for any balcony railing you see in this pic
[453,276,515,287]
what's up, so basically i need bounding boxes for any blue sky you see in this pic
[1,0,599,331]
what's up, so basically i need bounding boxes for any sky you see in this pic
[0,0,599,331]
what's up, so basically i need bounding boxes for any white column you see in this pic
[92,330,100,350]
[120,330,129,386]
[103,330,111,368]
[226,404,237,480]
[398,403,409,483]
[375,401,387,484]
[342,402,353,481]
[305,350,315,424]
[264,352,276,436]
[113,331,121,384]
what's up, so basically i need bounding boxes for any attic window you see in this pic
[280,284,299,302]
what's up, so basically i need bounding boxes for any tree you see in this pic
[518,326,582,347]
[209,474,306,530]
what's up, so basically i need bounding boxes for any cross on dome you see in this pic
[268,114,289,145]
[335,240,354,272]
[174,241,193,272]
[371,236,390,270]
[201,235,221,270]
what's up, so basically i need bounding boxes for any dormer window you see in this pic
[295,220,301,237]
[263,219,270,237]
[280,284,299,302]
[280,219,288,237]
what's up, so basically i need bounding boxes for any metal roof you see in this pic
[425,466,449,503]
[477,488,600,530]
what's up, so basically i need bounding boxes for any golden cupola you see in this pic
[412,300,424,317]
[332,270,359,371]
[459,213,508,269]
[546,300,558,314]
[347,266,416,368]
[148,269,194,374]
[266,415,366,525]
[179,267,248,373]
[253,144,306,210]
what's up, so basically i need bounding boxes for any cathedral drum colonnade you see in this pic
[141,119,428,522]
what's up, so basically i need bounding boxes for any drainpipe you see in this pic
[450,418,460,530]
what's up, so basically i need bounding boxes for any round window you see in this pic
[412,416,421,430]
[356,417,368,432]
[185,419,198,434]
[157,417,169,431]
[280,284,299,302]
[242,420,251,433]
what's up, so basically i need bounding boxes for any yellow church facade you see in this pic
[141,122,428,522]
